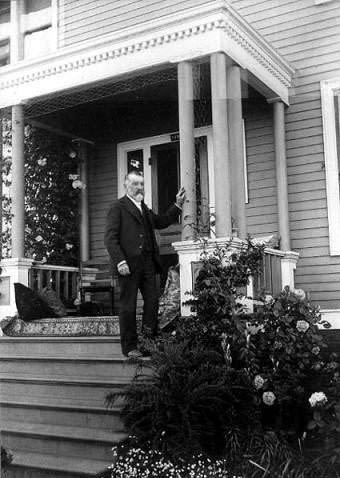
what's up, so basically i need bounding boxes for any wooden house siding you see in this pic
[88,141,117,261]
[231,0,340,308]
[59,0,209,48]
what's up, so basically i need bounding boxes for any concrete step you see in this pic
[0,376,128,408]
[6,450,111,477]
[1,420,126,462]
[0,356,140,380]
[0,401,124,431]
[0,336,123,358]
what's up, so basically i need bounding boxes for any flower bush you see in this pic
[2,121,80,265]
[106,240,340,477]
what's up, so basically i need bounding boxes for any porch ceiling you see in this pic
[0,1,294,109]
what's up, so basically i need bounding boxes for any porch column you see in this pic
[79,141,90,262]
[11,104,25,258]
[227,64,247,239]
[10,0,24,63]
[0,112,3,258]
[210,53,232,237]
[272,99,290,251]
[178,61,196,241]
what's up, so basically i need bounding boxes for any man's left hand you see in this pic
[176,187,186,209]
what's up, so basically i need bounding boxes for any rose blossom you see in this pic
[262,391,276,406]
[37,158,47,166]
[35,235,43,242]
[312,346,320,355]
[309,391,327,408]
[254,375,265,390]
[296,320,309,333]
[293,288,306,300]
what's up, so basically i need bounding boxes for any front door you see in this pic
[150,142,181,255]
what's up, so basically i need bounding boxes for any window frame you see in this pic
[320,78,340,255]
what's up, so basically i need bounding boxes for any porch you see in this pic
[0,0,298,318]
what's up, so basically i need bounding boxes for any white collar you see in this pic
[127,194,142,212]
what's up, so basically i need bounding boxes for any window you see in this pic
[23,0,56,59]
[0,1,10,66]
[320,79,340,255]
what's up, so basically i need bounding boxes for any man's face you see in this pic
[126,173,144,202]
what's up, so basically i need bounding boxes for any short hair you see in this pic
[124,171,144,186]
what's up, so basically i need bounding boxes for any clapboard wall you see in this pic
[58,0,209,48]
[88,97,278,262]
[231,0,340,309]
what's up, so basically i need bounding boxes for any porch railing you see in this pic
[253,248,284,298]
[28,263,79,304]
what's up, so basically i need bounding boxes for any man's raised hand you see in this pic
[176,187,186,209]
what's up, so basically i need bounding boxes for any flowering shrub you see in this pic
[106,241,340,476]
[99,442,238,478]
[2,122,80,265]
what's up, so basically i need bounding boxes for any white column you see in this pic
[79,142,90,262]
[11,104,25,258]
[210,53,232,237]
[178,61,196,241]
[227,64,247,238]
[273,99,291,251]
[10,0,24,63]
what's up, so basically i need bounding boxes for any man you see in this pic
[104,171,185,358]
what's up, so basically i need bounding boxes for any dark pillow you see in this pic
[39,287,67,317]
[14,283,58,322]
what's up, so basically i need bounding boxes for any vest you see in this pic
[141,205,154,253]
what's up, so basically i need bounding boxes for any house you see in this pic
[1,0,340,322]
[1,0,340,476]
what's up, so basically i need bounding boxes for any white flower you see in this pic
[35,235,43,242]
[254,375,265,390]
[68,174,79,180]
[68,149,77,159]
[262,391,276,406]
[37,158,47,166]
[246,322,264,335]
[296,320,310,333]
[312,346,320,355]
[293,288,306,300]
[41,257,47,263]
[72,179,86,189]
[309,391,327,408]
[65,243,74,250]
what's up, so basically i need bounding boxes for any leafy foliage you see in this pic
[106,240,340,476]
[2,121,80,265]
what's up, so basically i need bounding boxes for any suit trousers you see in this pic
[118,253,159,355]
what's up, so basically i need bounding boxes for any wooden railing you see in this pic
[28,263,79,304]
[253,248,284,298]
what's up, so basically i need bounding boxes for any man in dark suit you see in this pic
[105,171,185,358]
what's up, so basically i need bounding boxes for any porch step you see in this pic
[0,401,124,431]
[0,336,123,357]
[1,420,126,462]
[0,355,139,380]
[0,376,128,407]
[6,451,111,477]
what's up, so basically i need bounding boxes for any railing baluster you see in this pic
[55,270,61,297]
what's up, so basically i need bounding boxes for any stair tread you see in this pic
[0,400,122,413]
[10,450,112,476]
[2,419,127,443]
[0,374,132,385]
[0,355,128,361]
[0,336,121,343]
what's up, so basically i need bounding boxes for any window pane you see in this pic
[25,0,51,14]
[127,150,143,174]
[0,1,10,24]
[156,145,179,214]
[0,39,9,66]
[24,26,52,59]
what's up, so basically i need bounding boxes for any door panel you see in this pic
[151,142,181,255]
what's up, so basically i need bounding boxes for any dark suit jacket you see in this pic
[104,195,181,273]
